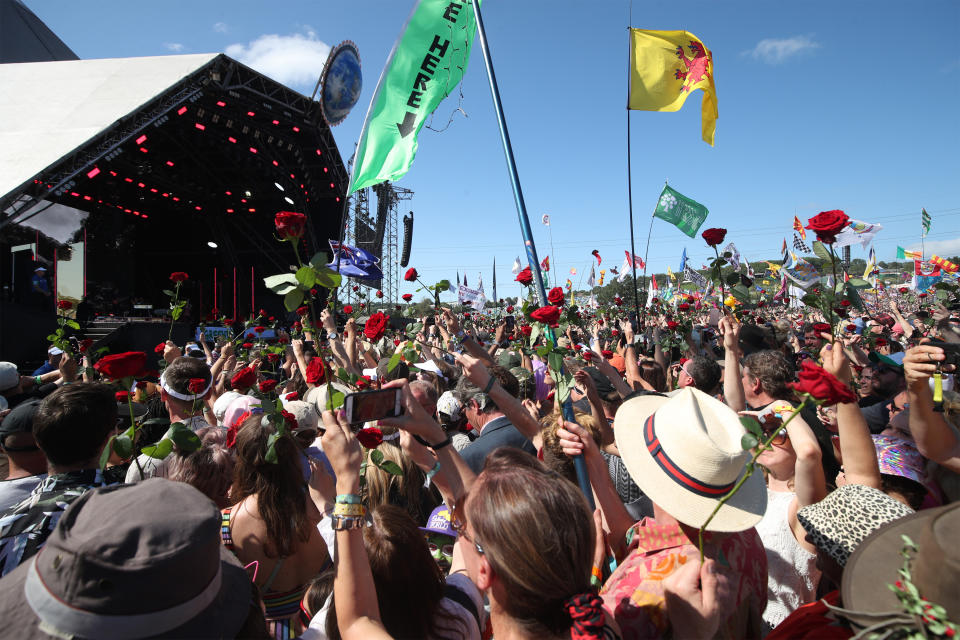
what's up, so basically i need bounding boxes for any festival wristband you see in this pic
[482,377,496,394]
[332,503,366,517]
[424,461,441,483]
[335,494,362,505]
[429,435,453,451]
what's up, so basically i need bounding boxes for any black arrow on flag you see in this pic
[396,111,416,138]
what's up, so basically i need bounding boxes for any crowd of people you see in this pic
[1,279,958,639]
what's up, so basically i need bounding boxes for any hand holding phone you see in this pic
[344,388,404,425]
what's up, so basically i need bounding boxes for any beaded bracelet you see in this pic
[335,494,362,505]
[332,503,366,517]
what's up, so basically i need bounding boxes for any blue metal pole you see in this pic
[470,0,594,509]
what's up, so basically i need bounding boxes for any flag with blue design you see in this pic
[678,247,688,272]
[327,241,383,281]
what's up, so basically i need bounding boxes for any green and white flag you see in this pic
[653,185,709,238]
[349,0,479,193]
[922,208,931,237]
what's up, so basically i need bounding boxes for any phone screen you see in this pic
[344,389,403,424]
[505,315,515,329]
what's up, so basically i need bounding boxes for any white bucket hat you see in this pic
[614,387,767,532]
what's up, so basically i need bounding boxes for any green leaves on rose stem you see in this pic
[386,351,402,374]
[284,289,304,312]
[296,266,316,288]
[812,241,833,263]
[141,438,174,460]
[264,433,279,464]
[326,390,345,411]
[739,416,762,451]
[99,435,116,469]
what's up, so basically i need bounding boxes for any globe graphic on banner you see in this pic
[320,41,362,127]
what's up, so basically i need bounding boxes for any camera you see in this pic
[925,339,960,369]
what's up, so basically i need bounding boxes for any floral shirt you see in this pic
[0,467,124,577]
[600,517,768,640]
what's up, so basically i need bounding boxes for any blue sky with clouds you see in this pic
[30,0,960,300]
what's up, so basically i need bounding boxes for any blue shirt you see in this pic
[459,415,536,475]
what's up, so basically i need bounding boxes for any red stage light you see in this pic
[216,101,226,107]
[137,182,145,188]
[336,197,340,202]
[177,106,188,115]
[83,195,91,201]
[139,147,148,153]
[248,208,255,212]
[249,147,257,154]
[292,126,300,132]
[162,193,169,197]
[226,208,234,213]
[272,119,279,125]
[315,149,322,156]
[109,171,117,176]
[195,206,202,211]
[68,192,78,197]
[228,136,237,143]
[329,183,334,188]
[150,188,158,193]
[141,215,149,219]
[323,167,328,173]
[165,161,174,167]
[136,134,147,144]
[86,167,100,178]
[272,160,279,166]
[124,178,133,183]
[225,191,232,195]
[195,123,205,130]
[172,197,180,201]
[247,111,255,117]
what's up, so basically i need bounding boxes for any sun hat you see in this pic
[0,479,251,638]
[419,505,457,538]
[872,435,926,485]
[222,395,264,430]
[283,400,319,434]
[47,346,63,356]
[212,390,242,424]
[437,390,462,421]
[497,350,521,369]
[839,502,960,631]
[797,484,914,568]
[304,381,352,416]
[614,387,766,532]
[0,362,20,392]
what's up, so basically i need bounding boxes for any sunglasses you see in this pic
[427,541,455,558]
[761,426,788,447]
[450,500,484,555]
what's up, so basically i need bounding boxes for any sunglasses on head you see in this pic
[450,500,484,555]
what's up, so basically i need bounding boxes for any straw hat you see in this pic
[614,387,766,532]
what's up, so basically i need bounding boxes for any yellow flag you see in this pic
[629,29,718,145]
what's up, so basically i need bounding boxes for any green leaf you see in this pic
[113,434,134,460]
[100,434,116,469]
[812,241,833,263]
[283,289,305,312]
[547,351,564,374]
[435,279,451,292]
[386,351,402,373]
[162,289,175,297]
[46,334,58,342]
[121,424,136,441]
[337,367,350,383]
[370,448,384,465]
[171,307,182,320]
[801,293,820,307]
[309,252,329,270]
[535,344,551,357]
[740,416,762,437]
[846,278,870,289]
[936,289,951,301]
[377,459,403,475]
[296,266,316,288]
[314,268,342,290]
[66,320,81,330]
[741,433,759,450]
[725,271,741,286]
[263,273,300,295]
[169,425,202,454]
[139,417,171,429]
[529,323,541,346]
[141,438,174,460]
[845,285,865,311]
[326,390,345,411]
[95,347,110,355]
[731,284,750,303]
[265,433,279,464]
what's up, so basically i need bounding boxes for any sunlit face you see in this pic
[678,362,695,388]
[425,532,456,573]
[804,331,822,352]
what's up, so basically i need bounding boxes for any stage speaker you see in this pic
[400,211,414,267]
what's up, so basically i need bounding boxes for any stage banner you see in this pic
[654,185,709,238]
[349,0,479,192]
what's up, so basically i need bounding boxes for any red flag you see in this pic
[540,256,550,272]
[591,249,601,265]
[624,251,645,270]
[793,216,806,240]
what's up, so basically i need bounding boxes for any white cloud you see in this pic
[907,237,960,257]
[225,30,331,89]
[743,35,819,64]
[213,22,228,33]
[164,42,185,53]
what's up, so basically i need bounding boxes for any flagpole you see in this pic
[625,32,644,318]
[470,0,593,508]
[921,210,925,260]
[547,223,557,288]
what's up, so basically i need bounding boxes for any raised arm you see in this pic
[455,352,541,443]
[904,343,960,472]
[719,315,745,411]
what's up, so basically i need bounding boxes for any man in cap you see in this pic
[0,400,47,512]
[30,265,51,310]
[31,347,63,377]
[559,387,769,639]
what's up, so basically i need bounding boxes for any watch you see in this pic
[327,332,339,340]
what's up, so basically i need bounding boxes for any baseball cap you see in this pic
[0,362,20,392]
[869,351,905,370]
[419,505,457,538]
[47,347,63,356]
[0,399,41,448]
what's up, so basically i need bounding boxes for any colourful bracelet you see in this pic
[333,503,366,517]
[335,494,362,505]
[424,461,441,484]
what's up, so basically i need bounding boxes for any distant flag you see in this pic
[793,234,811,254]
[834,219,883,249]
[653,185,710,237]
[457,271,460,286]
[569,267,577,276]
[722,242,741,270]
[625,251,645,270]
[591,249,601,265]
[617,255,631,282]
[463,273,468,287]
[326,240,384,280]
[511,257,521,275]
[781,238,788,255]
[666,266,676,281]
[586,265,596,287]
[609,267,619,276]
[477,272,484,294]
[931,255,959,274]
[678,247,688,272]
[540,256,550,272]
[628,29,717,145]
[492,257,497,306]
[564,278,572,291]
[914,258,942,291]
[645,275,659,307]
[864,248,877,282]
[793,216,806,240]
[598,269,606,286]
[922,208,931,237]
[897,246,922,260]
[541,214,550,227]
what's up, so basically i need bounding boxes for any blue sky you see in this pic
[31,0,960,301]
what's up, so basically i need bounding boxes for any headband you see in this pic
[160,372,212,402]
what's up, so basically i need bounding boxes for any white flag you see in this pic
[477,273,484,294]
[722,242,741,271]
[541,214,550,226]
[586,265,596,287]
[511,257,521,275]
[617,255,631,282]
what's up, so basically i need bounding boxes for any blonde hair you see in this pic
[363,440,439,525]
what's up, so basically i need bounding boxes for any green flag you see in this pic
[922,208,931,237]
[349,0,479,193]
[896,246,906,260]
[653,185,709,238]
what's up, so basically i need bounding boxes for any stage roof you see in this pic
[0,0,78,63]
[0,54,219,201]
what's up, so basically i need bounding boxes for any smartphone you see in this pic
[425,316,436,327]
[505,315,515,330]
[344,389,404,425]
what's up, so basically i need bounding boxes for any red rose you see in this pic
[304,358,325,384]
[268,316,275,322]
[56,300,73,310]
[293,321,302,331]
[364,312,390,341]
[520,325,532,337]
[94,352,147,380]
[506,305,514,313]
[401,294,413,302]
[899,287,908,293]
[274,210,306,241]
[805,210,850,244]
[601,350,614,359]
[582,351,594,362]
[280,409,298,432]
[573,343,582,351]
[516,266,533,286]
[188,378,207,394]
[356,376,371,390]
[242,343,254,349]
[286,392,299,401]
[115,391,130,403]
[277,336,289,344]
[530,306,562,326]
[547,287,565,306]
[678,303,690,311]
[296,306,309,316]
[154,342,166,354]
[267,353,279,362]
[845,325,856,332]
[757,301,766,308]
[393,339,401,346]
[259,379,278,393]
[376,290,383,298]
[79,338,93,353]
[788,360,857,405]
[701,228,727,247]
[258,309,266,317]
[611,329,620,336]
[230,367,257,390]
[395,306,402,311]
[404,268,418,282]
[840,300,851,307]
[359,303,366,309]
[782,297,790,303]
[343,305,354,314]
[170,272,189,283]
[812,322,831,334]
[353,286,360,292]
[614,297,623,306]
[919,293,928,299]
[357,427,383,449]
[875,338,888,347]
[254,326,266,333]
[246,333,254,340]
[666,320,679,330]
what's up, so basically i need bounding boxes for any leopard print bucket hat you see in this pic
[797,484,914,568]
